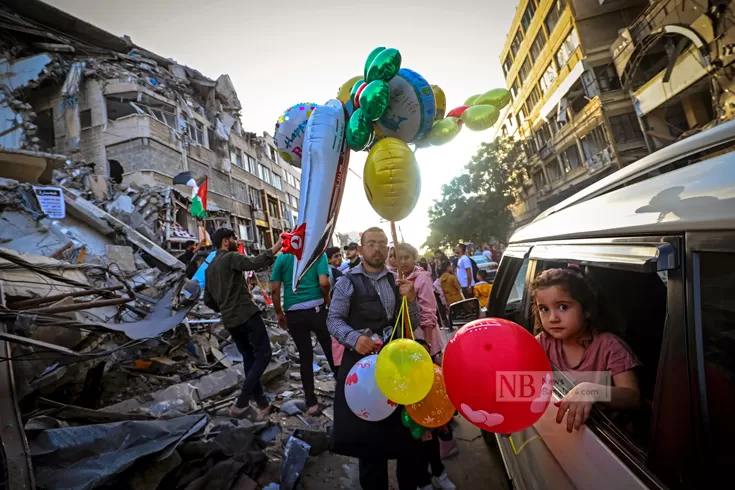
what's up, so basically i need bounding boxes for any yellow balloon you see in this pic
[426,117,461,146]
[363,138,421,222]
[473,88,512,110]
[464,94,481,106]
[375,339,434,405]
[460,104,500,131]
[337,75,363,104]
[431,85,447,120]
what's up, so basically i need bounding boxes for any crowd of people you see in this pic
[198,226,642,490]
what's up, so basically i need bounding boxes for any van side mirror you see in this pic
[448,298,481,330]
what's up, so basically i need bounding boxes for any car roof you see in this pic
[509,149,735,244]
[532,119,735,223]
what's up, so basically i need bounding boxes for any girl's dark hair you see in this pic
[396,243,417,258]
[441,260,452,272]
[531,267,617,339]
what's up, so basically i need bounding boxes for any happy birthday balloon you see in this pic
[431,85,447,120]
[346,109,373,151]
[426,117,461,147]
[375,338,434,405]
[406,365,455,428]
[461,104,500,131]
[443,318,553,433]
[363,137,421,221]
[337,75,363,104]
[474,88,511,110]
[345,354,399,422]
[366,48,402,83]
[360,80,391,121]
[274,102,318,168]
[377,68,436,143]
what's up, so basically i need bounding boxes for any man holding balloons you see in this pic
[327,226,425,490]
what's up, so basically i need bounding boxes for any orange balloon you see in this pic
[405,365,455,428]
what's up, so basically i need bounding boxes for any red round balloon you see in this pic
[354,82,368,109]
[446,105,470,118]
[443,318,552,434]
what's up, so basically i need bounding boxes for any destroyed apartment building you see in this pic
[0,0,302,258]
[0,2,336,489]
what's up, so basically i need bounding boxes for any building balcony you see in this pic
[104,114,180,149]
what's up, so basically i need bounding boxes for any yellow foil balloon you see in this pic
[473,88,512,110]
[337,75,363,104]
[363,137,421,222]
[464,94,481,106]
[461,104,500,131]
[376,339,434,405]
[431,85,447,120]
[426,117,461,146]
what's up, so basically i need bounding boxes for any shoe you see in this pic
[439,437,459,459]
[432,472,457,490]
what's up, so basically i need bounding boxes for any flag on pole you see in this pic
[173,172,208,218]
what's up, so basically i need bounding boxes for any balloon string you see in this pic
[402,296,415,340]
[389,299,405,343]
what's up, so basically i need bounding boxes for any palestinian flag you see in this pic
[173,172,208,218]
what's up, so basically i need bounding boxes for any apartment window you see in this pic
[510,79,520,101]
[516,105,528,129]
[273,173,283,190]
[548,111,566,133]
[290,194,300,208]
[230,148,243,168]
[295,178,300,188]
[269,146,278,162]
[520,0,537,33]
[280,201,289,221]
[546,160,562,181]
[35,109,55,151]
[609,113,643,143]
[149,107,177,128]
[544,0,566,35]
[560,144,582,172]
[511,29,524,58]
[535,122,552,149]
[529,30,546,62]
[540,62,558,94]
[238,220,253,241]
[527,86,542,111]
[249,186,262,210]
[181,116,205,146]
[258,163,271,184]
[580,125,610,160]
[555,30,580,69]
[519,57,533,84]
[595,65,622,93]
[245,154,256,173]
[533,170,546,191]
[267,197,280,219]
[287,173,297,187]
[503,54,514,77]
[80,109,92,129]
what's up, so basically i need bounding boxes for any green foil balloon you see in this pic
[359,80,391,121]
[401,408,428,440]
[426,117,461,146]
[349,79,365,104]
[366,48,402,83]
[461,104,500,131]
[473,88,512,110]
[464,94,481,106]
[346,109,373,151]
[364,47,385,80]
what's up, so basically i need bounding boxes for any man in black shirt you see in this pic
[178,240,201,266]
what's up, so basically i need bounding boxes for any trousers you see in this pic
[230,313,272,409]
[286,306,335,406]
[358,453,423,490]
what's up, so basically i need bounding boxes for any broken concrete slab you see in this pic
[0,246,89,297]
[293,428,330,456]
[266,326,289,345]
[105,245,136,272]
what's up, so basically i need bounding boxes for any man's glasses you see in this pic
[363,241,388,250]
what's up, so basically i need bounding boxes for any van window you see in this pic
[493,257,529,327]
[698,252,735,479]
[534,262,667,454]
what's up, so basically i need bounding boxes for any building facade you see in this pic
[0,0,300,255]
[611,0,735,151]
[497,0,649,226]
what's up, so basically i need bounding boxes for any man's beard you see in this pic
[364,255,384,268]
[228,241,238,252]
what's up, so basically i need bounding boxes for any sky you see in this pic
[47,0,518,248]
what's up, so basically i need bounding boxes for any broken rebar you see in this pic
[7,285,125,309]
[24,296,134,314]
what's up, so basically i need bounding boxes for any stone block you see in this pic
[105,244,136,272]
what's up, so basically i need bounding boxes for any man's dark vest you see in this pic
[344,271,400,336]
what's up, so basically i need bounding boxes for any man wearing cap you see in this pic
[339,242,362,273]
[204,228,282,419]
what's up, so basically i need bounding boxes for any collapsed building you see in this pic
[0,0,301,258]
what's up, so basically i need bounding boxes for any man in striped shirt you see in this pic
[327,226,423,489]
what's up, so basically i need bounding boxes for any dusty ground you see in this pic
[300,417,511,489]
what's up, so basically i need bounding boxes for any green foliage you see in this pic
[424,137,529,249]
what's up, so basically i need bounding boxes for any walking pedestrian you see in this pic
[271,252,335,416]
[203,229,282,420]
[328,226,423,490]
[454,243,475,298]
